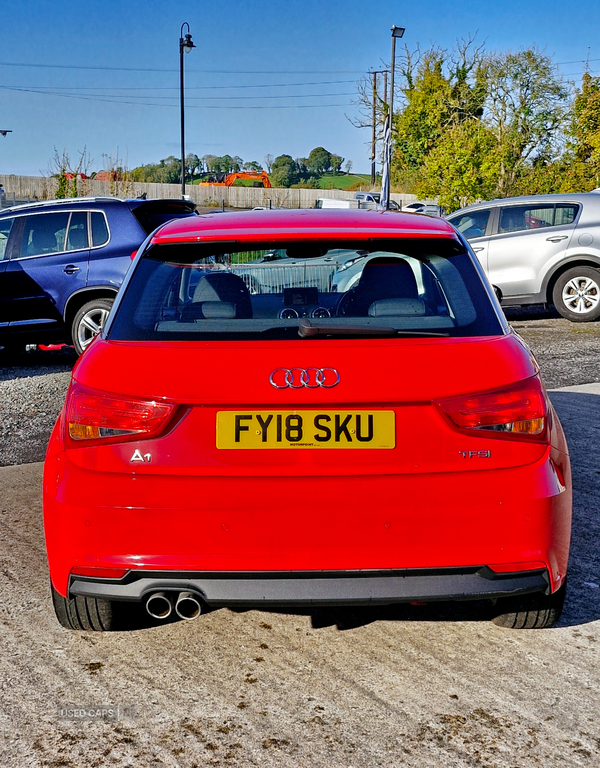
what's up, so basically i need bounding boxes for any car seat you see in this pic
[182,271,253,320]
[67,227,88,251]
[27,227,59,256]
[337,257,426,317]
[500,209,526,233]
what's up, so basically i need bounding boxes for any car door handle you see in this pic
[472,247,485,253]
[546,235,568,242]
[63,265,80,274]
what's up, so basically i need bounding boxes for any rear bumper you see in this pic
[68,566,550,607]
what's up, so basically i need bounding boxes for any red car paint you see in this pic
[43,210,571,609]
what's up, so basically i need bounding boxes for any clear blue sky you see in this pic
[1,0,600,176]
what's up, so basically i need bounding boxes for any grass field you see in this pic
[318,174,372,190]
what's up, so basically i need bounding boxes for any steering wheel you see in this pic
[334,288,359,317]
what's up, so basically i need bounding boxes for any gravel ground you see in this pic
[0,385,598,767]
[0,311,598,766]
[0,309,598,467]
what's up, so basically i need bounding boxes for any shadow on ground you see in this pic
[247,390,600,632]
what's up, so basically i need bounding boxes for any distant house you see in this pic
[93,170,121,181]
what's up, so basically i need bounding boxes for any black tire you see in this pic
[51,584,118,631]
[71,298,114,355]
[552,266,600,322]
[492,579,567,629]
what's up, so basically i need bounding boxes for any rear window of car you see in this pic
[130,202,198,235]
[107,238,504,341]
[91,211,109,247]
[448,209,490,239]
[498,203,579,233]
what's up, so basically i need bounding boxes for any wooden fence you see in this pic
[0,174,424,210]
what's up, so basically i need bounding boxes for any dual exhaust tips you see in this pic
[145,591,202,621]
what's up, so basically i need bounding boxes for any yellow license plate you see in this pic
[216,410,396,449]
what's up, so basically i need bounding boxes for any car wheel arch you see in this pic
[542,255,600,304]
[63,286,119,329]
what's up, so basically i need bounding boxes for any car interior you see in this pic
[118,243,488,337]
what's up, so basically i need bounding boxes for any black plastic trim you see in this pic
[68,566,550,607]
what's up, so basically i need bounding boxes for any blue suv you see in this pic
[0,197,197,356]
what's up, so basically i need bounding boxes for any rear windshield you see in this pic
[107,239,504,341]
[130,201,198,235]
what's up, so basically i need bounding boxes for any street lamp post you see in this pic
[179,22,195,198]
[385,25,405,209]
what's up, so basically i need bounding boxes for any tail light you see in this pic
[65,380,176,446]
[435,376,548,441]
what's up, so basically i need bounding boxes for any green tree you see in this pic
[483,48,568,195]
[330,153,344,174]
[307,147,332,175]
[392,41,486,176]
[417,120,499,210]
[270,155,299,187]
[185,153,200,179]
[385,42,569,204]
[558,72,600,191]
[131,156,180,183]
[243,160,263,172]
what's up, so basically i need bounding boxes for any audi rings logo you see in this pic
[269,367,340,389]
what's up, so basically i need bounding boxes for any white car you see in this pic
[446,193,600,321]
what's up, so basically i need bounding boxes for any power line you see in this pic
[0,61,364,75]
[556,57,600,65]
[0,85,351,110]
[0,79,357,91]
[0,85,354,101]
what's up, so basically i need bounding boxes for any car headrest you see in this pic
[368,298,426,317]
[191,271,252,319]
[353,257,419,315]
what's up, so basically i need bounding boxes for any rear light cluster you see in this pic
[66,381,176,445]
[435,376,548,441]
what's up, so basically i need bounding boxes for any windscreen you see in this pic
[107,239,504,341]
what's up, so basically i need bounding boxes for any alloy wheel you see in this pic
[561,276,600,315]
[77,306,111,350]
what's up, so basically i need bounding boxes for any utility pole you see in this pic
[179,22,195,198]
[385,25,405,209]
[369,70,389,188]
[370,72,377,187]
[383,71,388,111]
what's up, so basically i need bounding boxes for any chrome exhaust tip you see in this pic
[146,592,173,620]
[175,591,202,621]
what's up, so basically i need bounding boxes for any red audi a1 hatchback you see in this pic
[43,209,571,631]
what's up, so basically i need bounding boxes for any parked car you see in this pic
[446,193,600,321]
[403,201,443,216]
[44,208,571,632]
[0,196,198,355]
[234,247,360,295]
[314,196,400,211]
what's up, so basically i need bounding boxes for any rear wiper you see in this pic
[298,319,449,338]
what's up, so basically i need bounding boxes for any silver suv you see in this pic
[447,193,600,321]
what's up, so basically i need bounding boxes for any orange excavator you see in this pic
[197,171,272,188]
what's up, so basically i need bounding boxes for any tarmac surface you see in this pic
[0,312,599,766]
